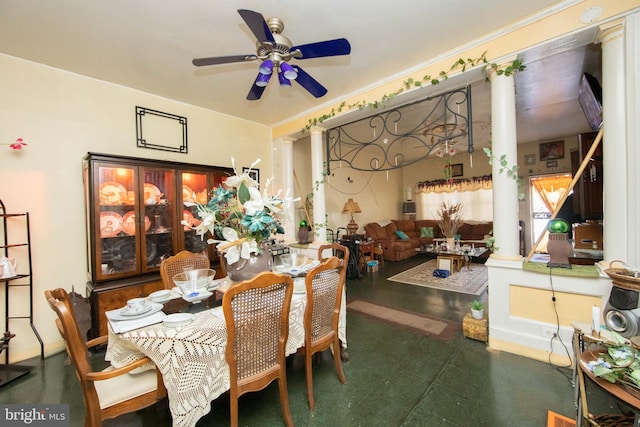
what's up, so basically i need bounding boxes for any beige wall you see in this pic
[0,53,272,361]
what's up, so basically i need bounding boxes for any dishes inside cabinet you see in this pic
[182,210,202,231]
[100,211,123,237]
[100,182,127,205]
[144,183,162,205]
[182,185,196,203]
[121,211,151,235]
[195,189,208,204]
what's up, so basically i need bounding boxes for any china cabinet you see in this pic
[83,153,232,336]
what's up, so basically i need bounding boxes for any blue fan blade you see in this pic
[192,54,257,67]
[292,66,327,98]
[247,73,267,100]
[291,38,351,59]
[238,9,275,45]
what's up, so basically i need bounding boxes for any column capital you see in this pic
[309,126,326,135]
[281,136,296,145]
[596,19,624,46]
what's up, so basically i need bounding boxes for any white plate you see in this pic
[109,302,163,321]
[163,313,194,328]
[149,290,172,303]
[121,304,153,316]
[182,290,213,303]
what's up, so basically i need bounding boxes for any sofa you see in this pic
[364,219,493,262]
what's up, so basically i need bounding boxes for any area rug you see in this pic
[347,299,460,342]
[387,259,488,295]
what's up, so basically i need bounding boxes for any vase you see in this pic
[223,248,273,282]
[446,237,455,251]
[471,308,484,320]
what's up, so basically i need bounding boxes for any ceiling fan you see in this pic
[192,9,351,100]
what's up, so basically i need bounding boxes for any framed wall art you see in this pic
[135,106,188,153]
[524,154,535,165]
[539,140,564,161]
[445,163,464,177]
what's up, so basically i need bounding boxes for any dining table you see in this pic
[105,273,347,427]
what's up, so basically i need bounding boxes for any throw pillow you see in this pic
[395,230,410,240]
[420,227,434,238]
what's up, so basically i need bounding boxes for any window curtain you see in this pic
[416,175,493,221]
[530,175,573,213]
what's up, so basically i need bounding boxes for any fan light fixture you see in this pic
[280,62,298,80]
[259,59,274,75]
[278,71,291,86]
[255,73,272,87]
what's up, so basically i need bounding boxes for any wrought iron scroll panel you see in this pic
[325,86,472,174]
[136,106,188,153]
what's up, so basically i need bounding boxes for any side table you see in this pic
[463,313,488,342]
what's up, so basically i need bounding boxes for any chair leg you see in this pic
[305,350,315,410]
[332,337,346,384]
[277,370,294,427]
[229,391,239,427]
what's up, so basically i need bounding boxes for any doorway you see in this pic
[529,173,573,253]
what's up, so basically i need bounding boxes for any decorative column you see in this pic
[597,20,627,263]
[310,126,327,244]
[279,136,296,242]
[488,64,521,261]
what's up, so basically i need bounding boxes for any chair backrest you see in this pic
[304,256,346,344]
[159,250,210,289]
[45,288,99,401]
[222,271,294,386]
[317,243,349,263]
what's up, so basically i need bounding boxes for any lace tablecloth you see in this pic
[106,290,346,427]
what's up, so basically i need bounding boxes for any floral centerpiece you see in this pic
[183,158,297,269]
[436,201,463,239]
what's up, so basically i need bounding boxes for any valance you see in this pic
[417,175,492,193]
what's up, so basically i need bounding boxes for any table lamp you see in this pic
[546,218,572,269]
[342,198,362,235]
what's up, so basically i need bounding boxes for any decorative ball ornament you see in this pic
[547,219,569,234]
[299,220,308,227]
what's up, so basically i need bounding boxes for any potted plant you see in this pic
[436,202,463,249]
[471,300,484,319]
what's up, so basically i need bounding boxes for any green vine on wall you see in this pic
[301,53,525,133]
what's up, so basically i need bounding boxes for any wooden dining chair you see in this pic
[302,255,348,410]
[222,271,295,427]
[159,250,210,289]
[44,288,166,427]
[317,242,349,263]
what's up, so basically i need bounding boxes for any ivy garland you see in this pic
[301,52,525,133]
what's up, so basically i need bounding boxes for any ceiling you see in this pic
[0,1,604,143]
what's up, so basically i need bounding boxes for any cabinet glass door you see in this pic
[180,171,209,255]
[142,167,175,271]
[96,164,138,279]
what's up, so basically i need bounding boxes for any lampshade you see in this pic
[258,59,274,75]
[278,70,291,87]
[280,62,298,80]
[255,73,271,87]
[341,198,362,214]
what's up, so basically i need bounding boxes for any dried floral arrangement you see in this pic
[436,202,464,238]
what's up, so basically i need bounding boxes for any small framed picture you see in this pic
[242,167,259,185]
[546,160,558,168]
[436,257,452,273]
[524,154,535,165]
[445,163,463,177]
[540,140,565,161]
